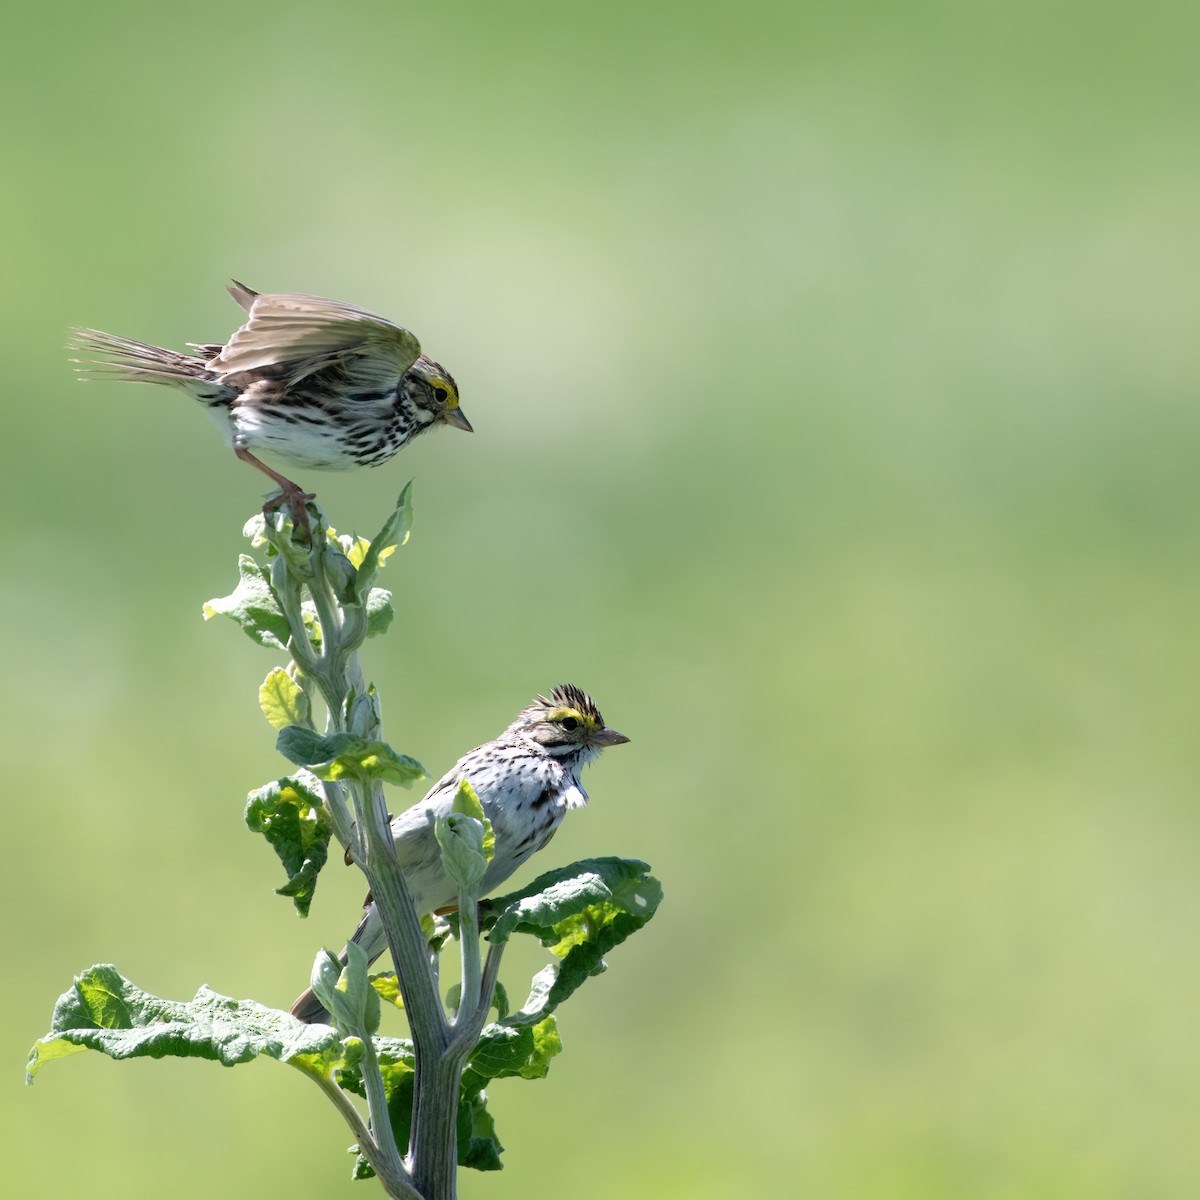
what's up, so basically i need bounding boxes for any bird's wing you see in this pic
[209,285,423,390]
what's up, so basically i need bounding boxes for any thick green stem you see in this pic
[410,1046,472,1200]
[269,507,466,1200]
[361,779,448,1048]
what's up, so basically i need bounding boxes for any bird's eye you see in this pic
[433,386,449,402]
[560,716,580,731]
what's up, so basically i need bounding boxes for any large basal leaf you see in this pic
[27,966,346,1084]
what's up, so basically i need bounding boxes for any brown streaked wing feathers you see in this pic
[209,288,423,390]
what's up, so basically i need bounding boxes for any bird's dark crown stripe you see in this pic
[536,683,605,727]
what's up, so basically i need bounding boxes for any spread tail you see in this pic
[70,328,213,388]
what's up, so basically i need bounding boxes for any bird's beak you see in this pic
[441,405,473,432]
[590,726,630,747]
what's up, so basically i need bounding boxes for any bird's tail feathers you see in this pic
[70,328,212,387]
[288,906,388,1025]
[288,981,337,1025]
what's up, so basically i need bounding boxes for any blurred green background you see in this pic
[5,1,1199,1196]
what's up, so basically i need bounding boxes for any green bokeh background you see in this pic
[5,2,1199,1196]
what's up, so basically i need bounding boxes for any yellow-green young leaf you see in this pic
[435,813,488,890]
[452,779,495,863]
[327,529,398,571]
[259,668,310,730]
[370,973,405,1010]
[357,539,397,570]
[344,536,372,569]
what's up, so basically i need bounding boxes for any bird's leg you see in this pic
[233,445,315,541]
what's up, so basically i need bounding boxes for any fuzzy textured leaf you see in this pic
[27,966,345,1084]
[482,857,662,1020]
[462,1017,562,1094]
[436,812,489,892]
[451,779,495,861]
[369,973,405,1011]
[365,587,395,637]
[244,774,331,916]
[310,942,380,1036]
[458,1090,504,1172]
[275,727,424,786]
[202,555,291,649]
[259,667,311,730]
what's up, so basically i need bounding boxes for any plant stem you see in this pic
[303,1069,422,1200]
[358,1030,413,1194]
[361,779,448,1046]
[270,509,469,1200]
[455,902,482,1030]
[410,1046,472,1200]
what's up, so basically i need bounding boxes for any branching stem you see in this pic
[266,508,467,1200]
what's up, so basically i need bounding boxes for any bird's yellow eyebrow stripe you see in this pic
[432,376,460,408]
[548,706,599,729]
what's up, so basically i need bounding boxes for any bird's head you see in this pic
[512,684,630,759]
[404,357,472,432]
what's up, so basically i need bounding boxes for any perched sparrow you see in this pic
[291,684,628,1024]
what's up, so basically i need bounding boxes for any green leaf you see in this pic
[276,727,425,787]
[449,1017,559,1172]
[309,943,380,1036]
[202,555,291,650]
[421,911,454,955]
[326,529,375,571]
[482,857,662,1019]
[344,685,382,736]
[365,587,394,638]
[451,779,495,862]
[322,546,359,605]
[369,973,405,1011]
[326,527,399,574]
[27,966,346,1084]
[259,667,311,731]
[457,1089,504,1171]
[244,774,331,916]
[435,811,489,893]
[353,484,413,603]
[462,1016,562,1094]
[275,726,353,765]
